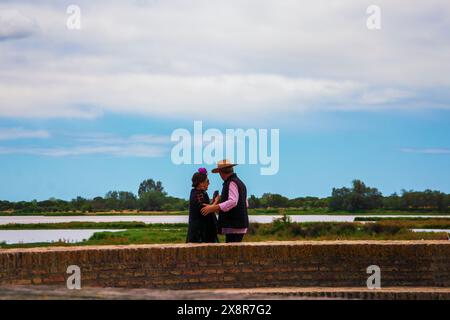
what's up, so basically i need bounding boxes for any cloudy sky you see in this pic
[0,0,449,200]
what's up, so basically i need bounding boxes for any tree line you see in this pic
[0,179,188,213]
[0,179,449,213]
[328,180,449,212]
[249,180,449,212]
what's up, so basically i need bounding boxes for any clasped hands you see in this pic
[200,195,220,216]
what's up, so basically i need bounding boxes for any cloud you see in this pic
[359,89,415,105]
[0,9,37,41]
[401,148,450,154]
[0,73,374,119]
[0,145,168,157]
[72,133,172,145]
[0,127,50,140]
[0,0,449,121]
[0,132,170,157]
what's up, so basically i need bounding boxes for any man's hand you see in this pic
[201,204,219,216]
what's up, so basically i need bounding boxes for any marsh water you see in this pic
[0,229,125,244]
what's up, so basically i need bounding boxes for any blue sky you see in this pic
[0,1,449,201]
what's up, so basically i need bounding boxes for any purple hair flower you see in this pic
[198,167,207,175]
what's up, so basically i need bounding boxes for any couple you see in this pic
[186,159,249,244]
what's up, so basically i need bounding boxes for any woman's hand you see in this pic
[212,195,220,205]
[201,204,219,216]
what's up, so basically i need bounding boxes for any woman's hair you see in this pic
[192,168,208,188]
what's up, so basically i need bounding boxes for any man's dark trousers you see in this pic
[225,234,244,243]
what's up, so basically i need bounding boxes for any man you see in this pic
[200,159,249,243]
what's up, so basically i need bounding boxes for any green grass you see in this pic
[245,220,448,241]
[85,228,188,245]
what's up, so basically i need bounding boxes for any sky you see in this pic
[0,0,449,201]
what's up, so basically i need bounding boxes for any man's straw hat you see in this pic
[211,159,237,173]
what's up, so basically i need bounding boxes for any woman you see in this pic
[186,168,219,243]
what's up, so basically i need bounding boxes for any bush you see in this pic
[247,223,261,235]
[289,224,305,236]
[363,223,401,235]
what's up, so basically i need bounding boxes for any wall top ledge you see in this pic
[1,240,449,254]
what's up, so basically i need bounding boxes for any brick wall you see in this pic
[0,241,449,289]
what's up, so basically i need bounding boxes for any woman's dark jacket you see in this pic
[186,189,219,243]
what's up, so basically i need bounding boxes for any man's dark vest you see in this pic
[218,173,249,229]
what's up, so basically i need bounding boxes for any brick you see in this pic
[0,241,449,289]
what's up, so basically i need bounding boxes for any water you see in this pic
[0,229,125,244]
[412,229,450,233]
[1,214,448,225]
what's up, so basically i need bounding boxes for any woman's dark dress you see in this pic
[186,189,219,243]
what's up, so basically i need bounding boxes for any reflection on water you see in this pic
[0,229,125,244]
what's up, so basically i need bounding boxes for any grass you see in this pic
[245,220,448,241]
[85,228,188,245]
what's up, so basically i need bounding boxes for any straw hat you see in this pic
[211,159,237,173]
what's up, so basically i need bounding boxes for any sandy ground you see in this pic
[1,285,449,300]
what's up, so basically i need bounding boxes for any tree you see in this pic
[260,193,289,208]
[329,187,348,211]
[118,191,138,210]
[400,189,447,211]
[329,180,382,211]
[0,200,13,211]
[382,193,403,210]
[71,196,88,212]
[248,195,261,209]
[137,179,169,211]
[105,191,138,210]
[138,179,165,197]
[91,197,106,211]
[138,190,167,211]
[105,191,119,209]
